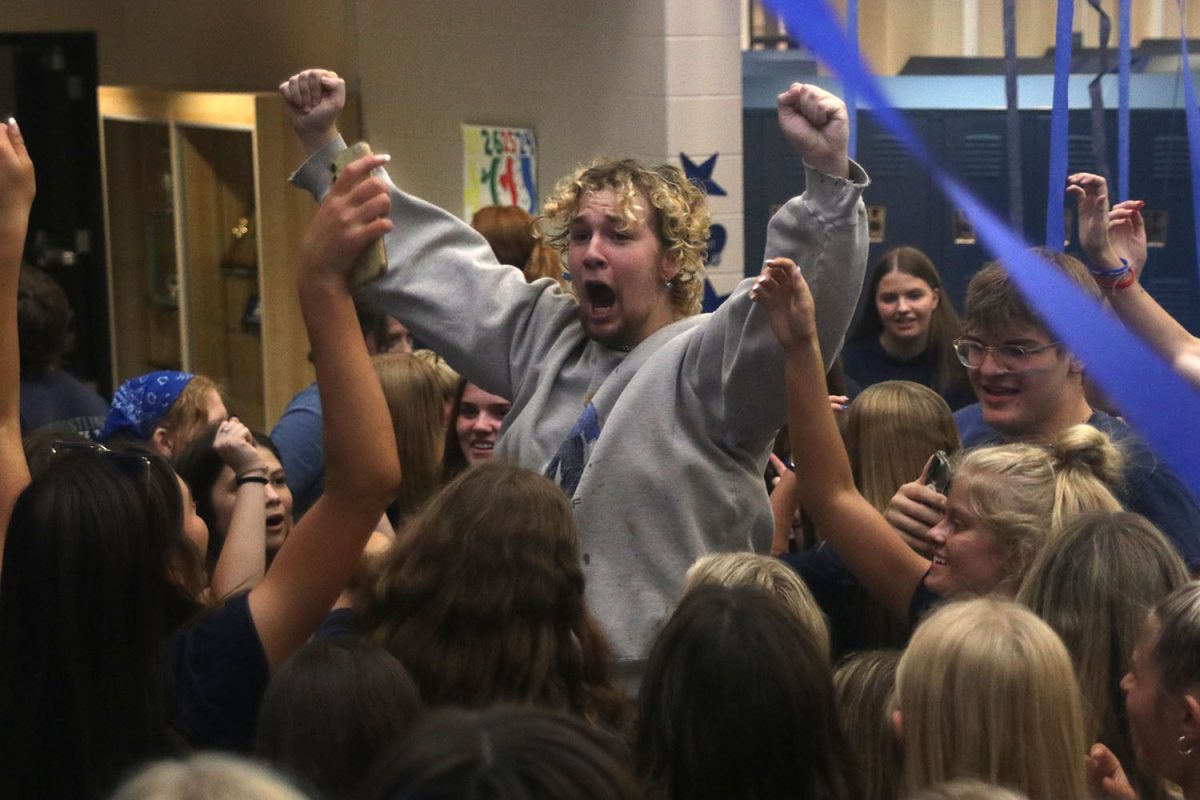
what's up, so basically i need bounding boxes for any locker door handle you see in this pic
[867,206,886,243]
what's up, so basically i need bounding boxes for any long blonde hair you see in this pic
[907,780,1031,800]
[843,381,960,512]
[372,353,446,519]
[1018,512,1187,800]
[112,754,308,800]
[952,424,1124,593]
[897,598,1088,800]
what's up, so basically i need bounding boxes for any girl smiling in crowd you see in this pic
[752,256,1124,625]
[841,246,972,409]
[442,379,512,481]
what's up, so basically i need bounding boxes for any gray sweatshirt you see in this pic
[293,139,869,663]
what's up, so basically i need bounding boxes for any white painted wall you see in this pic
[353,1,671,217]
[664,0,745,291]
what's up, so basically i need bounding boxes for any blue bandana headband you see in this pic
[100,370,195,441]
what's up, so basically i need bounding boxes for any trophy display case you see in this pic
[99,87,360,429]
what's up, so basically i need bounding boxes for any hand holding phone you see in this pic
[883,451,950,558]
[925,449,952,496]
[331,141,388,289]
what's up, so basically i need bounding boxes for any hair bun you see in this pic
[1050,424,1124,486]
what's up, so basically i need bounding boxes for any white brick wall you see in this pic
[663,0,745,292]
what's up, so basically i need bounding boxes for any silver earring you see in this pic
[1178,735,1194,756]
[664,279,674,290]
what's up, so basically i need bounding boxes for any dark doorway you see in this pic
[0,32,109,396]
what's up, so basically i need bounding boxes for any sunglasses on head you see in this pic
[48,440,158,485]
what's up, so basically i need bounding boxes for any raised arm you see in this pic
[0,120,34,553]
[280,70,575,403]
[686,85,868,449]
[279,68,344,155]
[767,84,869,366]
[1069,172,1200,386]
[751,257,928,618]
[207,417,268,599]
[247,152,402,671]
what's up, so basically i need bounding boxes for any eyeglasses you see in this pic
[952,338,1060,371]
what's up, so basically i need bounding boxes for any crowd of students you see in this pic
[5,62,1200,799]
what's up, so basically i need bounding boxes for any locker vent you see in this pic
[782,147,807,179]
[1152,136,1190,180]
[865,134,909,177]
[1067,135,1097,173]
[960,134,1003,178]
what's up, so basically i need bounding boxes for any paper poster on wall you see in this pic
[462,124,538,219]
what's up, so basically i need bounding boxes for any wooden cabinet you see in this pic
[98,86,359,430]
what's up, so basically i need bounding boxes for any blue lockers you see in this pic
[743,64,1200,333]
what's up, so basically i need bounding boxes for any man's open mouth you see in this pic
[585,282,616,309]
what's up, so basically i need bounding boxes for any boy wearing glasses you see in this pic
[886,252,1200,568]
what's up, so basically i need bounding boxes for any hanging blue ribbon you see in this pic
[1179,6,1200,287]
[762,0,1200,497]
[1045,0,1075,250]
[1117,0,1131,202]
[845,0,858,160]
[1003,0,1024,231]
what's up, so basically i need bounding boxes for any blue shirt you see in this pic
[270,383,324,518]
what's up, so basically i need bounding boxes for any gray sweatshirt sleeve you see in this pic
[683,160,869,449]
[290,137,578,401]
[766,160,871,366]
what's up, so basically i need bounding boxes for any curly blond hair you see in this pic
[536,158,711,317]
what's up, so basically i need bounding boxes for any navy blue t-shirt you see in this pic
[909,568,941,626]
[167,592,270,752]
[781,546,915,658]
[841,337,974,410]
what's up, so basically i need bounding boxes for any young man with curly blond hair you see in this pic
[282,70,869,670]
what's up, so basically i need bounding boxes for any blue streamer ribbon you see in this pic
[846,0,858,160]
[762,0,1200,497]
[1046,0,1074,250]
[1117,0,1131,202]
[1179,7,1200,288]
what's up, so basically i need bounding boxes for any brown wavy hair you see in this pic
[358,462,626,729]
[536,158,710,317]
